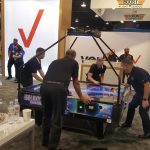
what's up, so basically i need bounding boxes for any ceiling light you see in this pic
[95,14,99,18]
[81,2,86,7]
[86,25,89,28]
[120,20,124,23]
[133,20,136,23]
[75,18,79,23]
[106,22,109,25]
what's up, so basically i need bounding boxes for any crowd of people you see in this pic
[5,38,150,149]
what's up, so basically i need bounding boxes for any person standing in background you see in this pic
[119,48,133,83]
[6,38,18,80]
[13,45,25,83]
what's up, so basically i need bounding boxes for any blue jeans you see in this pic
[125,94,150,133]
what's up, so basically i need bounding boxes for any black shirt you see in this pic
[21,57,42,79]
[127,66,150,96]
[119,54,133,61]
[88,64,106,82]
[44,56,79,87]
[108,54,118,62]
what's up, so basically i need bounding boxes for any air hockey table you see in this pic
[18,81,129,138]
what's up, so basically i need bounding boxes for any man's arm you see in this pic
[32,73,43,82]
[87,73,100,85]
[73,77,89,104]
[101,73,104,83]
[142,82,150,108]
[38,69,45,78]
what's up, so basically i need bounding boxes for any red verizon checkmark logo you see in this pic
[133,55,141,64]
[18,9,44,48]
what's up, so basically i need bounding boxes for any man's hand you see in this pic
[142,100,149,109]
[80,94,90,105]
[94,81,100,85]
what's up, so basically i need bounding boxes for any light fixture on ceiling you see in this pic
[95,14,99,18]
[81,2,86,7]
[133,20,136,23]
[106,22,109,25]
[86,25,89,28]
[75,18,79,23]
[120,20,124,23]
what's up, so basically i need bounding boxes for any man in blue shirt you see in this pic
[6,38,18,80]
[121,58,150,139]
[13,44,25,83]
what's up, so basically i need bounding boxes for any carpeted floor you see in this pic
[0,77,150,150]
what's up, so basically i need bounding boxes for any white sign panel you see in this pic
[91,0,150,9]
[65,32,150,73]
[4,0,60,76]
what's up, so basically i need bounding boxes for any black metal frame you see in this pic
[18,30,121,104]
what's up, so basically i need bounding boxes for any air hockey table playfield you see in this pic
[19,81,129,138]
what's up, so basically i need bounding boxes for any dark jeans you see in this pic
[125,94,150,133]
[7,59,15,78]
[14,61,24,81]
[41,83,67,150]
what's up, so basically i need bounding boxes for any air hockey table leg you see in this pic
[96,119,104,139]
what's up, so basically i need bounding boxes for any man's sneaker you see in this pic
[121,122,131,128]
[6,76,12,80]
[138,133,150,139]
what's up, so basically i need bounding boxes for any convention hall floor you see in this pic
[0,77,150,150]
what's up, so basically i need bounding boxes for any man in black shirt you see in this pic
[20,47,45,126]
[121,58,150,138]
[21,47,45,87]
[87,58,106,85]
[119,48,133,83]
[41,49,89,149]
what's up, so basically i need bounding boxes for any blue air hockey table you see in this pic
[19,81,129,138]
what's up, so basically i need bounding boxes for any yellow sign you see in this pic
[117,0,145,8]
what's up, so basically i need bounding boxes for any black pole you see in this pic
[18,35,68,91]
[98,37,120,61]
[92,36,121,104]
[70,37,78,49]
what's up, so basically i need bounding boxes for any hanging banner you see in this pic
[91,0,150,9]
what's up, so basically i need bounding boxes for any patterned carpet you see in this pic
[0,77,150,150]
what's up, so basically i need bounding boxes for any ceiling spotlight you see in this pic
[106,22,109,25]
[75,18,79,23]
[81,2,86,7]
[120,20,124,23]
[95,14,99,18]
[133,20,136,23]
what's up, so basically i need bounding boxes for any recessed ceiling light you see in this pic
[75,18,79,23]
[133,20,136,23]
[120,20,124,23]
[81,2,86,7]
[95,14,99,18]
